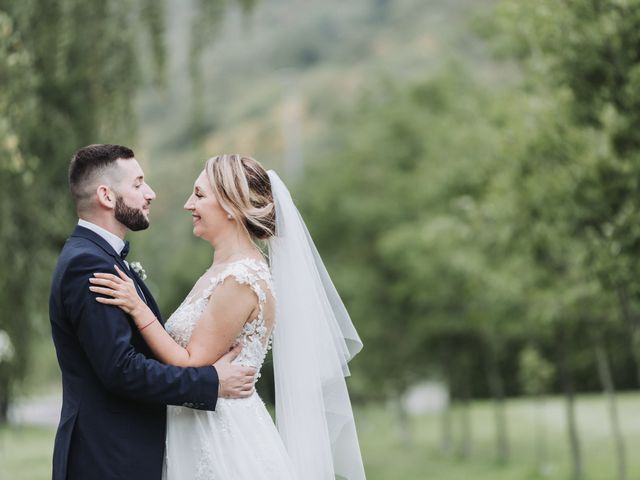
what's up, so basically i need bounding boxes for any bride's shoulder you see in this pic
[213,257,268,284]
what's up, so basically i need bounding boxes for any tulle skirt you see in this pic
[163,393,297,480]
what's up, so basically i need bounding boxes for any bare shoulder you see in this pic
[211,274,258,307]
[198,274,259,328]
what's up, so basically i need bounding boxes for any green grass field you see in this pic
[2,392,640,480]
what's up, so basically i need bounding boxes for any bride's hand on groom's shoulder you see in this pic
[214,344,257,399]
[90,266,147,320]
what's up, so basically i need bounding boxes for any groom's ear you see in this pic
[96,184,116,210]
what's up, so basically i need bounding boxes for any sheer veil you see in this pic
[267,170,366,480]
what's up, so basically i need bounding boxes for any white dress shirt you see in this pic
[77,219,126,257]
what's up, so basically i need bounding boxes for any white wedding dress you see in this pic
[162,258,297,480]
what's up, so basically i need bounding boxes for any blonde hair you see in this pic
[205,154,276,240]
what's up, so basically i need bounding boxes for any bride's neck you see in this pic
[209,230,258,266]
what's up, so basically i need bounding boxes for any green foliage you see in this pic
[187,0,258,133]
[0,0,257,419]
[490,0,640,372]
[139,0,167,87]
[5,0,640,476]
[298,69,518,400]
[0,0,154,418]
[0,4,46,417]
[518,345,554,396]
[296,0,640,411]
[5,1,640,469]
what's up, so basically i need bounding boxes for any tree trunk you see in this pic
[594,338,627,480]
[558,331,583,480]
[485,341,509,464]
[440,379,453,455]
[0,378,9,424]
[629,327,640,388]
[616,287,640,388]
[395,395,412,447]
[533,394,549,476]
[456,386,472,459]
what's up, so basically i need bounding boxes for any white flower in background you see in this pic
[0,330,15,363]
[130,261,147,281]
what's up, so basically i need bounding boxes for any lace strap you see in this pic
[201,259,271,309]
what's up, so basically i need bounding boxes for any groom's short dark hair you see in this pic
[69,144,135,211]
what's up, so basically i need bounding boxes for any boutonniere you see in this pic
[129,261,147,281]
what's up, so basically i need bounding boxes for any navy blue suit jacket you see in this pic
[49,225,219,480]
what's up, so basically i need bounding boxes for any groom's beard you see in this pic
[115,195,149,231]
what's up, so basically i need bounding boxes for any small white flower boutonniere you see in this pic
[129,261,147,281]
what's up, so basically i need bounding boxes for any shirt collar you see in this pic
[77,219,126,256]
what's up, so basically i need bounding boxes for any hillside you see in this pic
[133,0,503,311]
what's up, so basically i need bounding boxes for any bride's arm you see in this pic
[90,267,256,368]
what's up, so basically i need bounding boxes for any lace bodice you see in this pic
[165,258,275,371]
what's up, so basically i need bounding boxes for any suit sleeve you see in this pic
[62,252,219,410]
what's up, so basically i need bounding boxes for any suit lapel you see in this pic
[130,272,163,325]
[71,225,163,323]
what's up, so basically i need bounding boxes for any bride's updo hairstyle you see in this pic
[205,154,276,240]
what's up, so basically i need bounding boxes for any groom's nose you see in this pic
[145,185,156,201]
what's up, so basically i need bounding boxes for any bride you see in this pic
[89,154,366,480]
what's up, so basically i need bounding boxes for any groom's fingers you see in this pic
[235,385,254,397]
[220,344,243,363]
[218,351,233,363]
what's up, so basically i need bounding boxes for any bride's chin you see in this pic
[193,227,209,239]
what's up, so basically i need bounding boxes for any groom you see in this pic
[49,144,256,480]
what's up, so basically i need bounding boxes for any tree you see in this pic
[299,69,521,455]
[0,0,262,422]
[487,1,640,477]
[519,345,554,476]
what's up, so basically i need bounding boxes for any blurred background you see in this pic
[3,0,640,478]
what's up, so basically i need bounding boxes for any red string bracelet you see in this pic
[139,319,155,332]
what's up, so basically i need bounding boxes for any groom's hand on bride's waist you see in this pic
[214,344,257,399]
